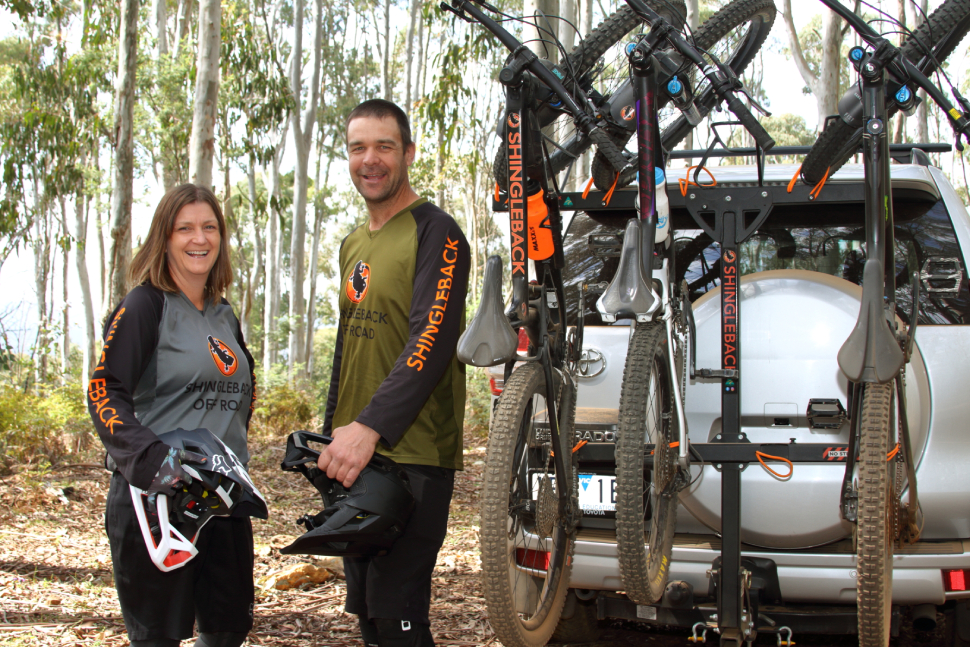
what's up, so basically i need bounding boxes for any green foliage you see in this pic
[252,381,316,439]
[0,383,95,473]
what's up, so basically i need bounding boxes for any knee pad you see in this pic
[374,618,434,647]
[194,631,248,647]
[130,640,180,647]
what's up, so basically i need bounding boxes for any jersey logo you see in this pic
[346,260,371,304]
[207,336,238,376]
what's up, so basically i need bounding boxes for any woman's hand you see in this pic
[317,422,381,488]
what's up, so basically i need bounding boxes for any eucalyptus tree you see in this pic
[287,0,324,376]
[189,0,220,187]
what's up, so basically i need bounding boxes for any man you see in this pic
[318,99,470,647]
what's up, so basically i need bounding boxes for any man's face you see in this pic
[347,116,415,206]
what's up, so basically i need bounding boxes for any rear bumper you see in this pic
[570,529,970,604]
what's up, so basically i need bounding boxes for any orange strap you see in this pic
[650,441,679,455]
[809,167,831,199]
[494,182,500,203]
[887,443,900,461]
[679,165,717,197]
[755,451,793,479]
[581,177,595,200]
[603,172,621,206]
[572,440,588,453]
[787,164,801,193]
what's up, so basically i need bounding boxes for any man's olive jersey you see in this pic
[324,199,470,469]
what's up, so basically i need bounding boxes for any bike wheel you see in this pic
[480,361,578,647]
[590,0,777,190]
[492,0,687,189]
[856,381,896,647]
[614,321,680,605]
[801,0,970,184]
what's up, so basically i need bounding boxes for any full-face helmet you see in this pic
[130,428,268,572]
[280,430,414,557]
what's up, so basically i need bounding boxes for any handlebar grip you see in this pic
[588,126,632,174]
[725,92,775,152]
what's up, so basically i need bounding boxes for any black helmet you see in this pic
[131,428,268,572]
[280,430,414,557]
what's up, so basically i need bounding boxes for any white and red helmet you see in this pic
[130,428,268,572]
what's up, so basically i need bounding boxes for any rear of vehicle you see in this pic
[540,162,970,637]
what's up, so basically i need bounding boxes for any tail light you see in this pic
[517,328,529,353]
[516,548,550,571]
[489,377,503,396]
[944,569,970,592]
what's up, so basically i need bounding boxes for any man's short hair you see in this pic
[346,99,413,149]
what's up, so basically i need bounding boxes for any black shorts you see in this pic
[344,464,455,625]
[105,472,255,641]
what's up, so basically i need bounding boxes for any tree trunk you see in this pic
[405,0,419,115]
[523,0,560,61]
[108,0,139,310]
[264,159,280,374]
[33,192,51,386]
[304,146,331,380]
[913,0,929,144]
[684,0,699,157]
[173,0,193,60]
[287,0,323,376]
[155,0,177,192]
[189,0,220,188]
[75,186,96,385]
[58,197,70,376]
[815,7,842,122]
[383,0,391,100]
[415,1,425,104]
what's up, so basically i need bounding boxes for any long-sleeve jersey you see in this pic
[87,285,256,489]
[323,198,470,470]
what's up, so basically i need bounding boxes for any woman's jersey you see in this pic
[88,285,255,489]
[324,199,470,469]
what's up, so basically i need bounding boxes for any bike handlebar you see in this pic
[818,0,970,139]
[724,89,776,151]
[445,0,633,174]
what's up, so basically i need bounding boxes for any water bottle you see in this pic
[655,167,670,244]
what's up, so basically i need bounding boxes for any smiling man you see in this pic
[318,99,470,647]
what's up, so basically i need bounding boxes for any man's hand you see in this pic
[317,422,381,488]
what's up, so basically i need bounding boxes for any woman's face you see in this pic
[166,202,221,287]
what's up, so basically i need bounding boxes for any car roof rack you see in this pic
[667,142,951,163]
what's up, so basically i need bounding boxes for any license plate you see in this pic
[530,472,616,517]
[577,473,616,516]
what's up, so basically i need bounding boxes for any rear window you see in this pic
[563,196,970,326]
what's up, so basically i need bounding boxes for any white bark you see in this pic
[405,0,420,115]
[108,0,139,309]
[58,198,70,375]
[75,188,96,385]
[154,0,168,58]
[287,0,323,375]
[173,0,193,59]
[781,0,843,125]
[523,0,560,61]
[189,0,221,188]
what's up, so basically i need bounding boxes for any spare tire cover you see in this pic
[679,270,930,549]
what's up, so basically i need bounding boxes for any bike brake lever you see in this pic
[439,1,475,23]
[737,86,772,117]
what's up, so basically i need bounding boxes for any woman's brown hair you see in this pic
[128,184,233,299]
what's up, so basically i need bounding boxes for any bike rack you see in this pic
[491,142,950,645]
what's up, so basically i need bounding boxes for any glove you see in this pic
[146,445,208,497]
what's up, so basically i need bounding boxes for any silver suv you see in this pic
[489,160,970,642]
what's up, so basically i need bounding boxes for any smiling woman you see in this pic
[87,183,261,647]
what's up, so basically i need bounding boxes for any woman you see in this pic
[87,184,258,647]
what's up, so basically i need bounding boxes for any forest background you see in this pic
[0,0,967,471]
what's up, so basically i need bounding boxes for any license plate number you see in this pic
[530,473,616,517]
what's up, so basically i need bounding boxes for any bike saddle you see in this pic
[837,258,904,383]
[457,255,518,367]
[597,219,660,323]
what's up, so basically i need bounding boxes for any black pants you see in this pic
[105,472,255,641]
[344,464,455,625]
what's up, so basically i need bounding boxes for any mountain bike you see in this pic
[802,2,970,645]
[444,0,775,642]
[490,0,778,192]
[801,0,970,184]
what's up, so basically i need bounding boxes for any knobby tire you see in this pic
[801,0,970,184]
[856,381,895,647]
[614,322,680,605]
[590,0,777,190]
[480,362,578,647]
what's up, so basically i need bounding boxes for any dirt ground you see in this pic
[0,430,953,647]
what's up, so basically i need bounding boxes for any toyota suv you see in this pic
[488,159,970,642]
